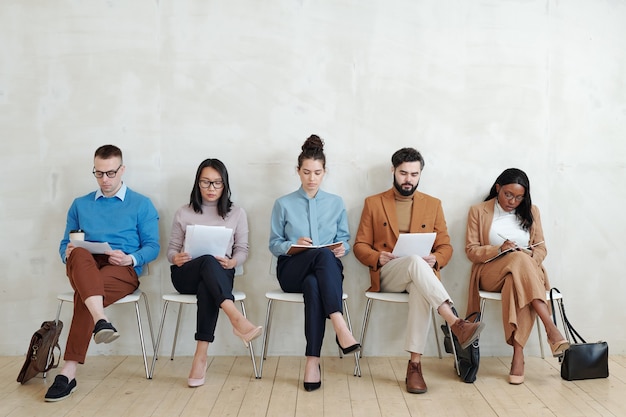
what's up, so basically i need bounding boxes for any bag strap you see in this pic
[465,311,481,323]
[550,287,586,344]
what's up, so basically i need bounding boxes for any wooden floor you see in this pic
[2,354,625,417]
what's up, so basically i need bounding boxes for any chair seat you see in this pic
[55,287,153,379]
[365,291,409,303]
[357,291,442,377]
[478,289,566,359]
[162,291,246,304]
[150,289,257,379]
[479,290,563,302]
[57,288,144,304]
[259,288,355,378]
[265,289,348,303]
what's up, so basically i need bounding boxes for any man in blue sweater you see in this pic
[45,145,160,402]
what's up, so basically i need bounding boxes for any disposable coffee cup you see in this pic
[69,229,85,241]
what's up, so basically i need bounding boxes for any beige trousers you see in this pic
[380,255,451,354]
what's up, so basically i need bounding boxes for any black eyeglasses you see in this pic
[93,165,122,179]
[502,191,524,202]
[199,180,224,189]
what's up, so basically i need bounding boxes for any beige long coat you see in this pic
[465,198,549,346]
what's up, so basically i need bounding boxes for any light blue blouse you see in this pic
[269,187,351,257]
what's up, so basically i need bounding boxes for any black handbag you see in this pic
[550,288,609,381]
[17,320,63,384]
[441,306,480,383]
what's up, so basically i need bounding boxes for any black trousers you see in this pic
[277,248,344,357]
[171,255,235,342]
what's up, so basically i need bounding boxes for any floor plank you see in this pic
[1,355,623,417]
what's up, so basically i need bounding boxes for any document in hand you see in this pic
[392,233,436,258]
[287,242,343,256]
[183,225,233,259]
[70,240,113,254]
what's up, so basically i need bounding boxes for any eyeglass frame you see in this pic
[93,164,123,179]
[502,191,525,202]
[198,179,224,189]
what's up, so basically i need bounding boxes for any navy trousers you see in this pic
[171,255,235,342]
[277,248,344,357]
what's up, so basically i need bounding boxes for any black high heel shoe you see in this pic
[336,336,361,355]
[303,365,321,392]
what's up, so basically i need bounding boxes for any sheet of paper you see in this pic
[287,241,343,256]
[392,233,436,258]
[70,240,113,254]
[183,225,233,259]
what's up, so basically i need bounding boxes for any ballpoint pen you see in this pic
[497,233,511,242]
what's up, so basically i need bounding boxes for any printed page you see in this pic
[183,225,233,259]
[392,233,436,258]
[70,240,113,254]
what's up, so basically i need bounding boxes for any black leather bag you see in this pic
[17,320,63,384]
[441,307,480,383]
[550,288,609,381]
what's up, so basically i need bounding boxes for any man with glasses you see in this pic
[353,147,484,394]
[45,145,160,402]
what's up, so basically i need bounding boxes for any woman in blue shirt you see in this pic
[269,135,359,392]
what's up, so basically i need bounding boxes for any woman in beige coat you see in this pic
[465,168,568,385]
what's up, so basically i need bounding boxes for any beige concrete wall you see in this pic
[1,0,624,358]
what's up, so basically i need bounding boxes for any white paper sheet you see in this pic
[392,233,436,258]
[70,240,113,254]
[183,225,233,259]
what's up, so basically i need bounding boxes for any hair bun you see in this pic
[302,134,324,152]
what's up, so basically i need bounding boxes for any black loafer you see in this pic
[44,375,77,402]
[93,319,120,344]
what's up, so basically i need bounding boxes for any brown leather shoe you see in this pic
[451,318,485,349]
[405,360,427,394]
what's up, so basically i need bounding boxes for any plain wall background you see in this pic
[1,0,624,359]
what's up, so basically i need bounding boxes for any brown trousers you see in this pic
[479,251,549,347]
[64,248,138,363]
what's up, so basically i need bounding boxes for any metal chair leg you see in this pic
[355,298,373,377]
[342,299,360,377]
[149,300,170,379]
[45,300,66,379]
[171,303,184,360]
[258,299,274,378]
[140,292,155,350]
[132,299,150,379]
[238,300,259,378]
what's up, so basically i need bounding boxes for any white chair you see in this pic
[355,292,443,377]
[149,290,258,379]
[258,289,357,378]
[54,288,155,379]
[479,290,566,358]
